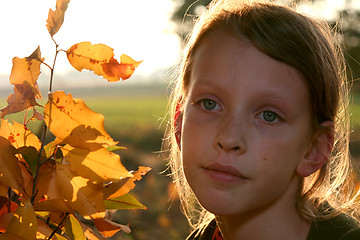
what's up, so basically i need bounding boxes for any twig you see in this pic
[48,212,69,240]
[30,36,59,204]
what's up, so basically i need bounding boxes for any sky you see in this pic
[0,0,358,88]
[0,0,182,87]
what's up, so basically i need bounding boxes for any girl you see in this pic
[167,0,360,239]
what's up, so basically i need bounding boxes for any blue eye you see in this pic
[201,99,218,111]
[262,111,278,122]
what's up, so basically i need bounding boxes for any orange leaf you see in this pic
[0,183,8,197]
[1,47,43,117]
[93,218,131,237]
[56,163,105,219]
[36,219,60,240]
[103,166,151,199]
[79,221,107,240]
[6,200,37,240]
[67,42,142,82]
[44,91,117,150]
[0,232,26,240]
[0,137,25,193]
[32,162,62,203]
[33,199,73,213]
[61,145,132,183]
[0,84,39,118]
[0,197,18,218]
[9,46,43,99]
[46,0,71,36]
[0,119,41,150]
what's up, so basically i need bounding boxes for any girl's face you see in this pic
[179,33,314,218]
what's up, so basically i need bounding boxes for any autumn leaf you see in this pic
[17,146,38,177]
[0,84,39,118]
[61,144,132,183]
[79,221,107,240]
[0,137,25,193]
[0,119,41,150]
[1,47,44,118]
[0,232,26,240]
[0,197,18,217]
[44,91,118,150]
[103,166,151,199]
[46,0,71,36]
[93,218,131,237]
[104,193,147,210]
[33,199,73,213]
[56,163,105,219]
[64,214,86,240]
[36,219,60,240]
[6,200,37,240]
[32,162,63,203]
[0,183,8,197]
[9,46,43,99]
[67,42,142,82]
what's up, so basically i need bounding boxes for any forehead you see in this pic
[189,33,310,105]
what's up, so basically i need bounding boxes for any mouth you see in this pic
[203,163,248,183]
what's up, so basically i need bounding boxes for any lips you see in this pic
[203,162,248,183]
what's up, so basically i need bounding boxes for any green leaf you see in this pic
[104,193,147,210]
[17,146,38,176]
[64,214,86,240]
[106,145,127,152]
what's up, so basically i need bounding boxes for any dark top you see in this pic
[186,214,360,240]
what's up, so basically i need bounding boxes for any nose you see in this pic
[215,114,246,154]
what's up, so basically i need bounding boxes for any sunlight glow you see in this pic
[0,0,181,81]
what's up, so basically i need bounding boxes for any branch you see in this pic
[48,212,70,240]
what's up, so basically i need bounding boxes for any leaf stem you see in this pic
[49,36,59,93]
[48,212,69,240]
[31,36,60,204]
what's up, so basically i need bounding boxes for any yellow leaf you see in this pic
[61,145,132,183]
[104,193,147,210]
[103,166,151,199]
[46,0,71,36]
[0,119,41,150]
[56,163,105,219]
[1,47,43,117]
[44,91,117,150]
[67,42,142,82]
[7,200,37,240]
[10,46,43,99]
[0,137,25,193]
[64,215,86,240]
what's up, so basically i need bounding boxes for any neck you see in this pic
[215,176,311,240]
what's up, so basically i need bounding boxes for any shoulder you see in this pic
[186,219,217,240]
[307,213,360,240]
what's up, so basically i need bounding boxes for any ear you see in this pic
[296,121,334,177]
[174,103,183,149]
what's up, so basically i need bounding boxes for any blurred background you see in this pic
[0,0,360,239]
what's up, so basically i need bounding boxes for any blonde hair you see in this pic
[167,0,359,230]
